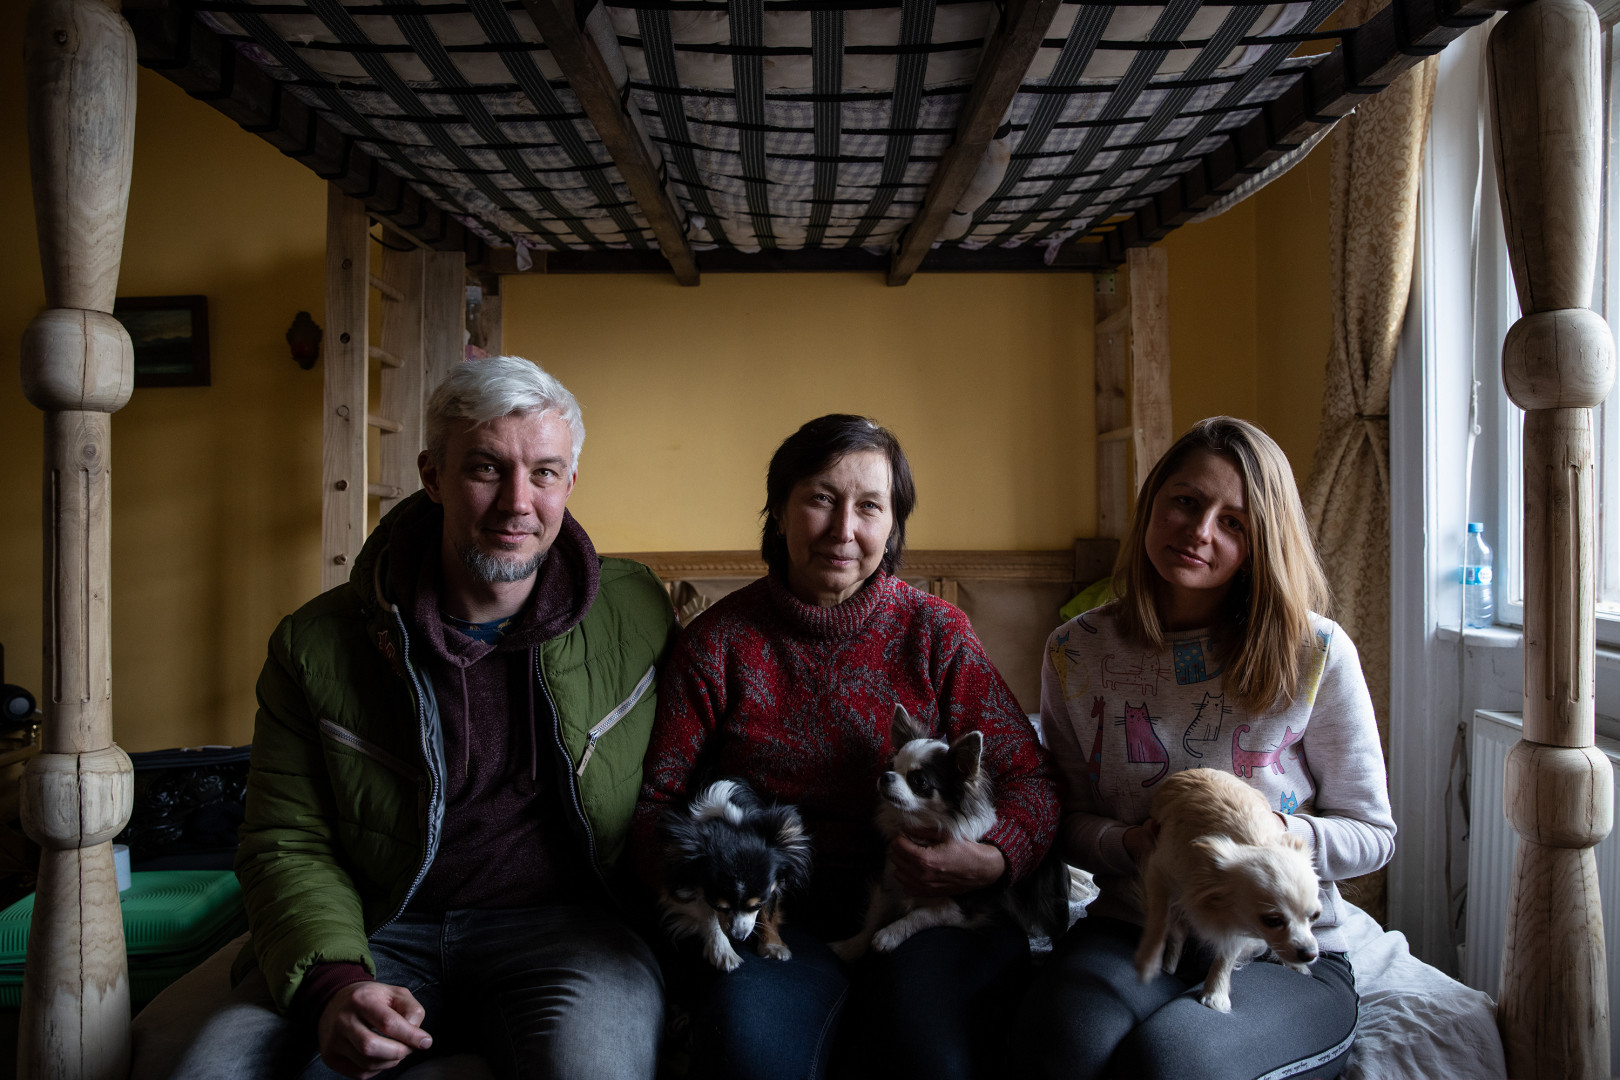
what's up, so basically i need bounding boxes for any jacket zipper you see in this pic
[380,610,439,929]
[537,650,610,896]
[317,720,422,782]
[575,664,656,779]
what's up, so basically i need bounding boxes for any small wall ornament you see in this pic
[286,311,322,370]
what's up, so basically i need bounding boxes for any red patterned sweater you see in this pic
[634,572,1058,930]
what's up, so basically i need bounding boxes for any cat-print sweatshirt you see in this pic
[1042,605,1394,954]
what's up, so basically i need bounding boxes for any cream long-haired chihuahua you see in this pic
[1135,768,1321,1012]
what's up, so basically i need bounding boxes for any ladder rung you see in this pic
[1095,308,1129,337]
[370,345,402,369]
[369,274,404,302]
[368,412,403,434]
[1097,426,1132,443]
[368,483,405,499]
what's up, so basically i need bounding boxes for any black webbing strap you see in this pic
[845,0,935,247]
[807,7,845,246]
[638,6,735,246]
[729,0,777,248]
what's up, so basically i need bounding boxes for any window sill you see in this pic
[1435,622,1620,672]
[1435,624,1524,648]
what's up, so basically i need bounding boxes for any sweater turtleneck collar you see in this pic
[766,570,895,638]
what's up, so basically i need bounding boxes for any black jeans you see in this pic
[1013,916,1358,1080]
[684,920,1031,1080]
[162,904,664,1080]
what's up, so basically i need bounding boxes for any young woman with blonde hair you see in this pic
[1015,416,1393,1080]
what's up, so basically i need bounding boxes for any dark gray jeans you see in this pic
[1013,916,1358,1080]
[153,904,663,1080]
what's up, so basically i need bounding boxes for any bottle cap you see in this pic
[1468,522,1484,533]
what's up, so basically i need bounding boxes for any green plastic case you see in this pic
[0,870,245,1006]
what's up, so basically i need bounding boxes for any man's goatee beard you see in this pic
[456,542,546,584]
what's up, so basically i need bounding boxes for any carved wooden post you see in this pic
[1489,1,1615,1074]
[18,0,137,1076]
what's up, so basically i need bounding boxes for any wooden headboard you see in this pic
[608,540,1118,713]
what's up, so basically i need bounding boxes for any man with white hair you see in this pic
[218,357,675,1078]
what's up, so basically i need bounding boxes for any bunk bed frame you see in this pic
[15,0,1614,1076]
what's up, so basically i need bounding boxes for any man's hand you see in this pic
[316,981,432,1080]
[889,830,1006,897]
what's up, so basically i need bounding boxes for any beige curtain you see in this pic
[1302,1,1438,921]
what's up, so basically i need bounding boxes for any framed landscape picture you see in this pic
[112,295,210,388]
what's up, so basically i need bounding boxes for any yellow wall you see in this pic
[1255,147,1335,481]
[0,3,1331,750]
[507,274,1093,553]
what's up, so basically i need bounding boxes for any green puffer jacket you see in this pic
[234,494,676,1012]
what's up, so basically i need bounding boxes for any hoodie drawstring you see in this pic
[528,648,539,787]
[458,666,470,779]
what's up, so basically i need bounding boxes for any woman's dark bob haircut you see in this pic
[760,414,917,582]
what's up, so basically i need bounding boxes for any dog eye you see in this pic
[714,900,731,911]
[906,769,934,797]
[1260,914,1285,929]
[1311,910,1321,922]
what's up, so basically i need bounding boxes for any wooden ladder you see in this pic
[1093,246,1172,541]
[321,185,467,591]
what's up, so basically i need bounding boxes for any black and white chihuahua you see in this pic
[833,704,1069,962]
[658,778,814,972]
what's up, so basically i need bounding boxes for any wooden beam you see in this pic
[378,240,425,517]
[886,0,1065,286]
[322,186,370,592]
[1126,246,1172,495]
[1094,271,1130,540]
[517,0,699,286]
[19,0,137,1074]
[422,250,466,391]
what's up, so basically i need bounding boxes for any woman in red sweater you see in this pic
[634,414,1058,1080]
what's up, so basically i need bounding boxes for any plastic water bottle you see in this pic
[1463,522,1494,628]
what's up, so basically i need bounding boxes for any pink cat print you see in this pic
[1121,702,1169,787]
[1231,724,1302,778]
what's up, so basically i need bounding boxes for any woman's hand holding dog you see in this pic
[889,829,1006,896]
[1124,819,1160,866]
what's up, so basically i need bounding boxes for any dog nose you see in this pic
[1296,945,1318,964]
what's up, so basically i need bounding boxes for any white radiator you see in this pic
[1465,709,1620,1074]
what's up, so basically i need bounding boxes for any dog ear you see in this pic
[1190,834,1240,870]
[657,810,710,864]
[949,730,984,779]
[890,704,926,749]
[761,804,813,888]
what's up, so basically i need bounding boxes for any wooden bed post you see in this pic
[17,0,138,1076]
[1093,247,1172,539]
[1489,0,1617,1074]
